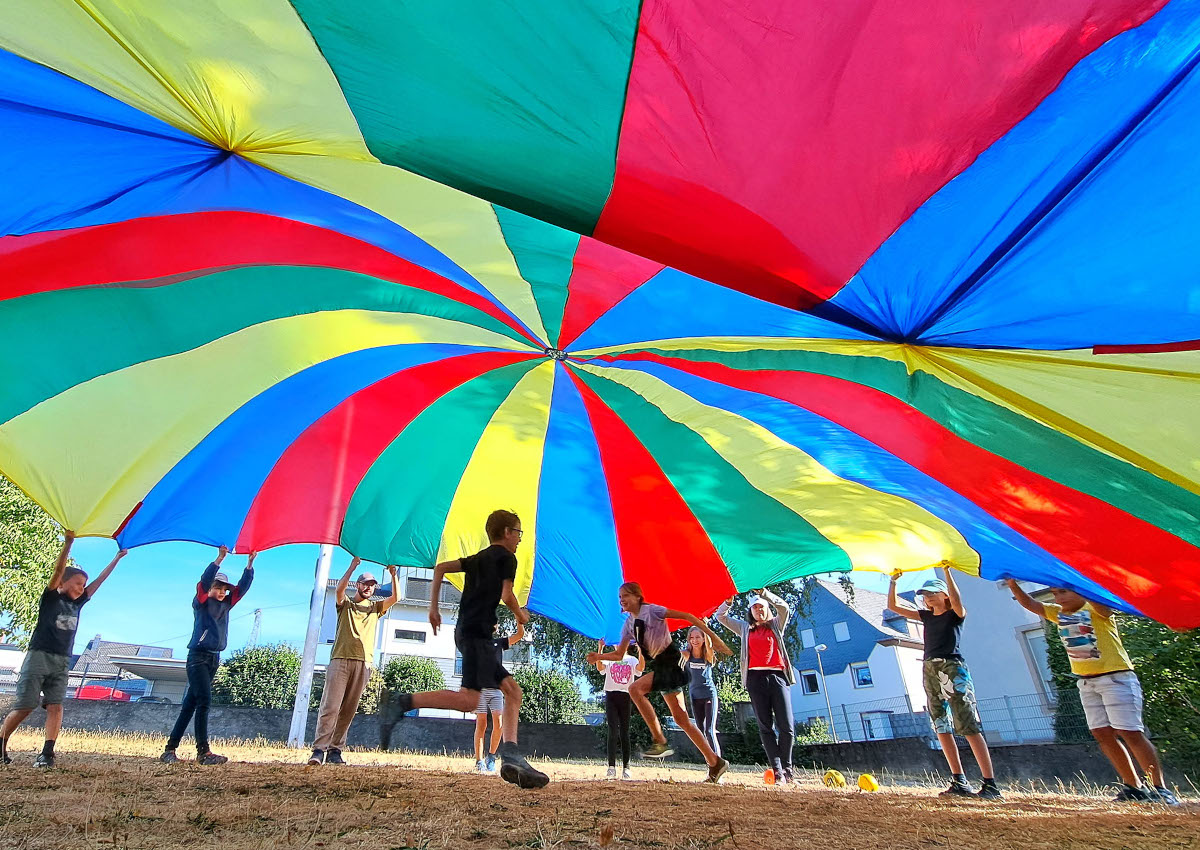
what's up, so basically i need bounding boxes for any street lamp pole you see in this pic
[814,643,838,743]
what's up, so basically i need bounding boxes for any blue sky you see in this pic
[68,537,920,658]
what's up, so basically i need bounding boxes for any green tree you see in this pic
[211,643,301,709]
[380,655,445,695]
[0,474,71,646]
[511,665,584,724]
[1118,616,1200,775]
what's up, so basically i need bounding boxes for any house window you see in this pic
[833,621,850,642]
[800,670,820,694]
[851,663,873,688]
[394,629,426,643]
[406,577,432,601]
[801,628,815,649]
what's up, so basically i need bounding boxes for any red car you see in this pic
[75,684,130,701]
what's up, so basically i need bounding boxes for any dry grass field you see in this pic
[1,730,1197,849]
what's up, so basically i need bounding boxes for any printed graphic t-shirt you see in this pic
[1044,602,1133,677]
[603,655,639,693]
[331,597,387,662]
[686,656,716,699]
[29,587,90,656]
[621,603,673,658]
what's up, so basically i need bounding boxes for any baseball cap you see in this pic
[916,579,947,595]
[748,594,769,609]
[356,572,378,585]
[212,572,232,587]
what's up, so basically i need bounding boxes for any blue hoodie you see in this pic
[187,561,253,653]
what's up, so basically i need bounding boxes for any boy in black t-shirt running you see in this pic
[389,510,548,789]
[0,533,126,767]
[888,565,1001,799]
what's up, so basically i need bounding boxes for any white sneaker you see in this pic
[622,767,632,780]
[606,766,617,779]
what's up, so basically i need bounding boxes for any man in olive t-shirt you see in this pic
[308,558,398,765]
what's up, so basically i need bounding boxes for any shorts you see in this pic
[644,644,687,694]
[13,650,70,710]
[476,688,505,714]
[923,657,981,736]
[1077,670,1144,732]
[456,633,510,692]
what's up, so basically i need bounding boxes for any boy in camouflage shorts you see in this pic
[889,565,1001,799]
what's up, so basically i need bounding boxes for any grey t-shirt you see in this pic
[29,587,90,657]
[621,603,673,658]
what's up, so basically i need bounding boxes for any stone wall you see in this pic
[2,697,1187,785]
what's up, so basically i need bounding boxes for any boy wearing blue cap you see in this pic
[888,565,1001,799]
[160,546,254,765]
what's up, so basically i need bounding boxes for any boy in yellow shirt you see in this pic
[1006,581,1177,804]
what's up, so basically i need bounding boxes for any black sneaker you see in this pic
[705,757,729,784]
[159,749,179,764]
[391,692,414,718]
[499,744,550,789]
[1151,786,1181,806]
[33,752,55,769]
[325,749,346,765]
[976,780,1003,800]
[938,779,975,797]
[307,749,324,766]
[1112,784,1152,803]
[197,752,228,765]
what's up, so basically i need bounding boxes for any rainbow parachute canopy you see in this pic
[1,1,1198,634]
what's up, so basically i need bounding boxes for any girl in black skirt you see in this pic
[587,582,731,783]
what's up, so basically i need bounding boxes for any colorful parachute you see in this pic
[1,1,1198,634]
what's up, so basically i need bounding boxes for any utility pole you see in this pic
[246,608,262,647]
[288,544,333,748]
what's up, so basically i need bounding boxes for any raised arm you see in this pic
[427,558,462,634]
[85,548,127,597]
[715,595,746,633]
[759,586,792,631]
[45,532,75,591]
[665,609,732,656]
[1004,579,1046,618]
[587,637,632,665]
[500,579,529,625]
[335,556,359,606]
[199,545,229,594]
[380,564,400,612]
[942,565,966,618]
[230,552,255,606]
[887,572,922,621]
[507,619,526,647]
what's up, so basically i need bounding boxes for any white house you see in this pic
[787,575,1055,744]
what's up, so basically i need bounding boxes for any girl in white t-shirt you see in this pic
[594,639,643,778]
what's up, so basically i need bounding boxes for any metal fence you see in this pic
[798,689,1089,746]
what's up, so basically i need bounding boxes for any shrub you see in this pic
[211,643,301,709]
[511,665,584,725]
[380,655,445,696]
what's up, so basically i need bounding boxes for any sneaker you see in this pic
[33,752,55,769]
[307,749,325,766]
[976,780,1004,800]
[1,752,12,766]
[622,767,632,780]
[391,692,414,718]
[705,757,729,784]
[606,766,617,779]
[499,744,550,789]
[1113,784,1152,803]
[475,759,486,774]
[325,749,345,765]
[159,749,179,764]
[197,752,228,765]
[485,753,497,773]
[939,779,975,797]
[642,741,674,759]
[782,768,795,787]
[1152,786,1181,806]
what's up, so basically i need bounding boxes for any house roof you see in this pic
[70,638,173,676]
[788,580,922,677]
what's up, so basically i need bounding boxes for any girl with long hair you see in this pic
[683,626,720,756]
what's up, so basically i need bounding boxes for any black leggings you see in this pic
[692,695,720,756]
[166,649,220,754]
[605,691,632,767]
[747,669,794,770]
